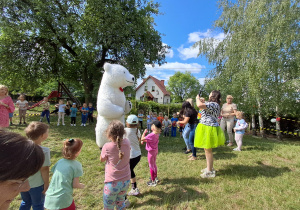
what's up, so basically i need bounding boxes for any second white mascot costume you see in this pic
[95,63,135,148]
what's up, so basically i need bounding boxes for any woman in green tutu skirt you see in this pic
[195,90,225,178]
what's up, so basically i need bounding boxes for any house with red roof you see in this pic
[135,75,171,104]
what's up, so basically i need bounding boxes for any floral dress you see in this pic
[0,96,15,127]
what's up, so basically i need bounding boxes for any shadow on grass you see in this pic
[243,146,274,151]
[162,177,213,185]
[131,186,208,208]
[130,177,210,208]
[218,163,291,178]
[213,151,237,160]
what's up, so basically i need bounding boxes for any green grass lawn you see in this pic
[7,110,300,210]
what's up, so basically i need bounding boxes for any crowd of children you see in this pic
[6,95,96,128]
[1,90,250,209]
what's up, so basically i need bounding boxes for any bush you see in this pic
[129,100,182,117]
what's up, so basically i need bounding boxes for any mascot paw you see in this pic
[125,100,132,114]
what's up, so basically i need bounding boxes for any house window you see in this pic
[154,98,158,102]
[152,86,155,91]
[144,86,148,91]
[140,96,144,101]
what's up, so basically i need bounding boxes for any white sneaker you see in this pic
[149,177,160,183]
[127,188,140,196]
[124,199,130,208]
[233,147,241,151]
[147,180,157,187]
[74,124,76,126]
[201,168,215,173]
[81,123,83,126]
[62,123,65,126]
[84,124,86,126]
[200,171,216,178]
[57,123,60,126]
[71,124,73,126]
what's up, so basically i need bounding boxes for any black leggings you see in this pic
[130,155,141,179]
[139,121,143,129]
[71,117,76,124]
[88,114,94,123]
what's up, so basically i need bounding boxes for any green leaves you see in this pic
[196,0,300,116]
[0,0,168,101]
[167,71,203,103]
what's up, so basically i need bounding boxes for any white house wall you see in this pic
[135,78,169,104]
[163,95,171,104]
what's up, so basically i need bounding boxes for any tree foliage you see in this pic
[195,0,300,117]
[167,71,203,103]
[0,0,169,102]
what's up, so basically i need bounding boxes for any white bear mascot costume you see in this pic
[95,63,135,148]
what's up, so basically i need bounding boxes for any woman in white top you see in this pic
[220,95,237,146]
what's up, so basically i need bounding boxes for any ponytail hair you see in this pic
[208,90,221,105]
[106,120,125,159]
[116,136,124,159]
[63,138,83,160]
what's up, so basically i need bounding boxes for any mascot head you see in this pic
[102,63,135,88]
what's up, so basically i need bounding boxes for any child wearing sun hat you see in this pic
[124,114,142,196]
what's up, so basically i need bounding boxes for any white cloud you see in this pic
[166,49,174,58]
[136,71,171,86]
[145,62,205,73]
[135,62,206,87]
[188,29,212,43]
[198,78,206,85]
[163,43,174,58]
[177,45,199,60]
[178,29,226,60]
[214,33,226,40]
[188,29,225,43]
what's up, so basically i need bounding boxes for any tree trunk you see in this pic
[84,85,94,104]
[275,106,282,140]
[82,65,95,104]
[252,114,256,135]
[257,100,266,138]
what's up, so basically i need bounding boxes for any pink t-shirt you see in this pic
[101,139,131,183]
[145,133,159,151]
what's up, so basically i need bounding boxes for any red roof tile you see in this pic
[136,75,170,96]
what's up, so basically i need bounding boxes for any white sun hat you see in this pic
[126,114,138,124]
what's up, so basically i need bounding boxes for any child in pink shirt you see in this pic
[141,120,162,187]
[100,120,131,209]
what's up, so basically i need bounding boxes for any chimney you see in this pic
[161,80,165,86]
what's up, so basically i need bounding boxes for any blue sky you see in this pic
[138,0,224,86]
